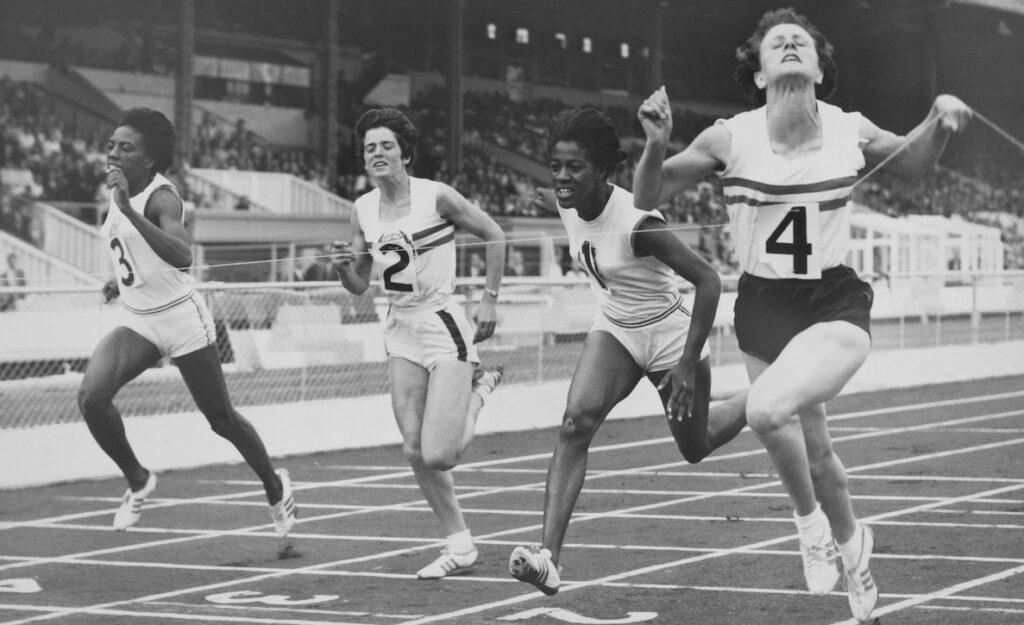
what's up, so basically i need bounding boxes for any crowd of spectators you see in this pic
[190,113,331,196]
[1,78,108,206]
[6,71,1023,273]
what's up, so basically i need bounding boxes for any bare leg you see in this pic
[744,321,869,543]
[176,344,282,504]
[391,357,475,537]
[650,357,748,463]
[542,331,643,565]
[77,327,161,490]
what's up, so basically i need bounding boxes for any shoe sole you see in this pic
[416,565,475,580]
[509,553,559,596]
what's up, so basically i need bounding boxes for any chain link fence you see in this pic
[1,272,1022,430]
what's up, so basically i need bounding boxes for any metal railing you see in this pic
[0,271,1021,430]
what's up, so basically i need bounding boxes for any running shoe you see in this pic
[798,525,841,595]
[843,523,878,623]
[416,545,478,579]
[472,365,505,396]
[269,468,297,537]
[509,545,560,595]
[112,472,158,530]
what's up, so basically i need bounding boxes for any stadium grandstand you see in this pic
[2,1,1024,623]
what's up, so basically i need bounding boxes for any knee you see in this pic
[417,439,460,470]
[402,440,426,468]
[422,450,458,472]
[745,393,798,437]
[77,384,110,419]
[558,405,602,447]
[206,410,239,438]
[678,442,709,465]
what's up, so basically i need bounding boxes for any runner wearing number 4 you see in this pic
[80,108,296,537]
[633,8,971,623]
[332,108,507,579]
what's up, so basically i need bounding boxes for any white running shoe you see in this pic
[509,545,560,595]
[416,546,478,579]
[843,524,878,623]
[798,525,841,595]
[472,365,504,397]
[268,468,297,537]
[112,472,158,530]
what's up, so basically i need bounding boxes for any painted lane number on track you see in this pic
[206,590,338,606]
[500,607,658,623]
[0,578,42,593]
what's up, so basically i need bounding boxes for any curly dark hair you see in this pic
[735,7,838,105]
[354,108,418,167]
[117,108,175,173]
[546,108,626,177]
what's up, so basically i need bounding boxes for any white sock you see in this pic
[447,529,474,554]
[839,522,864,565]
[794,504,828,540]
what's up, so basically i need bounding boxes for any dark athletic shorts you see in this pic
[734,265,873,364]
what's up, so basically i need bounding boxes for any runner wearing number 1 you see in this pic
[633,8,971,623]
[332,108,507,579]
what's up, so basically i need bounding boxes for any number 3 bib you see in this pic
[756,202,822,279]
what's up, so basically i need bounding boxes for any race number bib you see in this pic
[575,240,611,293]
[756,202,822,279]
[109,235,143,289]
[374,232,419,295]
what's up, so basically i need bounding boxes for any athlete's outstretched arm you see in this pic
[332,208,372,294]
[437,183,506,343]
[862,94,972,178]
[633,87,728,210]
[635,218,721,419]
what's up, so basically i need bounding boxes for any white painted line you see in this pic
[917,604,1024,615]
[828,563,1024,625]
[0,602,374,625]
[2,388,1021,624]
[396,481,1024,625]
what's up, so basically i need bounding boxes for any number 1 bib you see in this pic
[756,202,822,279]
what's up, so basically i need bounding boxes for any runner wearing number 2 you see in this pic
[80,108,297,536]
[633,9,971,623]
[332,108,507,579]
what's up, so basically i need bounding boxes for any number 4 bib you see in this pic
[756,202,822,279]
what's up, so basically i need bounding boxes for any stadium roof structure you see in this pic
[950,0,1024,16]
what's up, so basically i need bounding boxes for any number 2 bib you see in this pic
[755,202,822,279]
[374,231,419,296]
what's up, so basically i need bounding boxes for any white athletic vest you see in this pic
[100,173,195,313]
[717,101,865,279]
[558,184,683,327]
[356,177,456,311]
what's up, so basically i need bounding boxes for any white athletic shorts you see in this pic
[591,304,710,373]
[117,291,217,359]
[384,299,480,371]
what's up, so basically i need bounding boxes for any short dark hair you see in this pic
[735,7,838,105]
[546,108,626,177]
[354,108,418,167]
[117,108,175,173]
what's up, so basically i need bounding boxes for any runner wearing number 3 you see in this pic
[332,108,507,579]
[80,108,297,537]
[633,9,971,623]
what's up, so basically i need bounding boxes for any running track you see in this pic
[1,375,1022,624]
